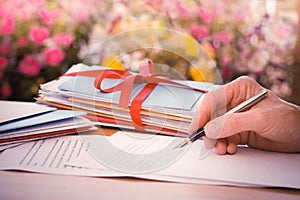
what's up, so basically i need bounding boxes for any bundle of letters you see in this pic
[37,62,212,136]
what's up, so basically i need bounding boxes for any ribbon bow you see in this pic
[61,60,208,130]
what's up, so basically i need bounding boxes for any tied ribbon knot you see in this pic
[61,60,208,130]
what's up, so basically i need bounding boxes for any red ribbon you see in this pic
[60,60,208,130]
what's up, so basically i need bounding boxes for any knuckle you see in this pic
[236,76,256,85]
[227,115,240,134]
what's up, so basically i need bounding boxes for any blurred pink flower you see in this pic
[1,83,12,98]
[221,54,231,67]
[18,55,41,77]
[189,6,201,17]
[212,31,234,44]
[29,25,49,45]
[43,47,65,66]
[232,11,247,23]
[0,16,15,35]
[67,2,91,23]
[38,8,62,25]
[274,24,292,39]
[177,4,190,20]
[190,23,209,41]
[0,43,9,55]
[18,36,28,47]
[213,1,226,17]
[222,67,232,77]
[240,49,250,59]
[107,15,122,34]
[28,0,44,5]
[38,8,55,25]
[53,33,74,48]
[0,56,8,69]
[146,0,161,9]
[18,8,31,21]
[198,8,214,24]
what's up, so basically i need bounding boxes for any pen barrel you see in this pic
[189,128,205,142]
[226,90,268,114]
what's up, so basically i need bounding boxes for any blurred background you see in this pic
[0,0,299,104]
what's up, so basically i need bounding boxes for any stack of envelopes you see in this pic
[37,63,212,136]
[0,100,97,147]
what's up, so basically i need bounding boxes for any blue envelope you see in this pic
[0,110,85,133]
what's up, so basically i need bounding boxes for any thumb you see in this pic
[204,112,254,139]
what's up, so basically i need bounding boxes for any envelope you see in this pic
[0,101,56,124]
[0,110,86,133]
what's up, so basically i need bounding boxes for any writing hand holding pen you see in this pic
[174,88,268,149]
[187,76,300,155]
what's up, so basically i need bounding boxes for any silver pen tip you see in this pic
[172,139,191,150]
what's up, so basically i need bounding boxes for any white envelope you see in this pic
[0,101,56,124]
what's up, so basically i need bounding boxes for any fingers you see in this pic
[226,135,239,154]
[215,139,227,155]
[188,85,226,134]
[189,76,263,134]
[205,136,239,155]
[204,112,255,139]
[223,76,264,110]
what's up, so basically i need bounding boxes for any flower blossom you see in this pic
[38,8,55,25]
[1,83,12,98]
[198,8,214,24]
[18,37,28,47]
[53,33,74,48]
[43,47,65,66]
[0,57,8,69]
[189,23,209,41]
[65,2,91,23]
[222,67,232,77]
[0,43,9,55]
[0,16,15,35]
[177,4,190,20]
[29,25,49,45]
[38,8,62,25]
[221,54,231,67]
[18,55,41,77]
[212,31,234,44]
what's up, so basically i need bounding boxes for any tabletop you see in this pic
[1,170,300,200]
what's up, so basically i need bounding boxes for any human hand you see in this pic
[189,76,300,155]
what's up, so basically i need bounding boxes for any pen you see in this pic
[173,89,268,149]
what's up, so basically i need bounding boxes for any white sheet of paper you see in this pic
[0,135,241,186]
[0,101,56,124]
[0,135,124,177]
[1,132,299,189]
[67,131,300,189]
